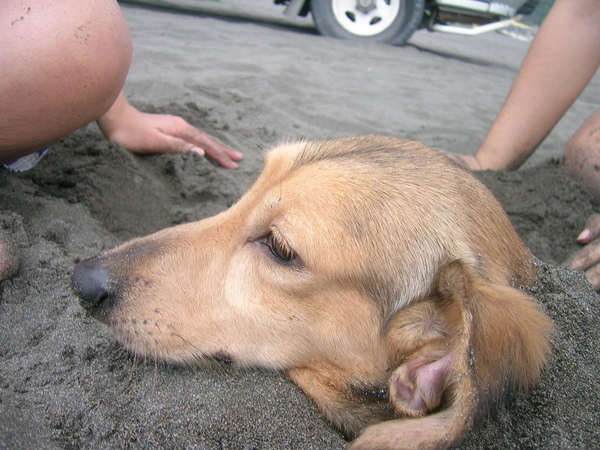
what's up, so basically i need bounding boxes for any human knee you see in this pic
[45,0,133,117]
[78,0,133,109]
[0,0,132,157]
[564,119,600,203]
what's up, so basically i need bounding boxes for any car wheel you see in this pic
[310,0,425,45]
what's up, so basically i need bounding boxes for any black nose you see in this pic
[72,258,111,311]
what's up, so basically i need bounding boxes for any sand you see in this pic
[1,2,599,448]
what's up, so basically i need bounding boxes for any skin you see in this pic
[0,0,242,169]
[449,0,600,290]
[0,0,242,282]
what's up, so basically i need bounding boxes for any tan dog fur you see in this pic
[73,136,554,449]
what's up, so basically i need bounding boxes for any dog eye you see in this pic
[263,232,297,263]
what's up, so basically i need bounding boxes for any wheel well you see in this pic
[282,0,311,17]
[299,0,311,16]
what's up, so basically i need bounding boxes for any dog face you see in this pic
[73,136,553,448]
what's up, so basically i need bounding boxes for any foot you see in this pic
[0,230,19,282]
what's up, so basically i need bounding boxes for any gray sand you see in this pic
[1,3,599,448]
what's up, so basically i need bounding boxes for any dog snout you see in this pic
[73,241,167,322]
[72,257,114,317]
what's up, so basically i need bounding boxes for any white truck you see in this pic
[275,0,535,44]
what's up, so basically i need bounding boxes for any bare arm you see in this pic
[472,0,600,170]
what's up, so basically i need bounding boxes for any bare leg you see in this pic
[0,0,132,164]
[563,110,600,290]
[564,109,600,204]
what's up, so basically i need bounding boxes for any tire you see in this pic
[310,0,425,45]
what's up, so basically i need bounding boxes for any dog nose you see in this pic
[72,258,111,311]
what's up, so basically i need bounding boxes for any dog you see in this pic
[73,136,554,449]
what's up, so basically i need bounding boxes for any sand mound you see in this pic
[1,120,598,448]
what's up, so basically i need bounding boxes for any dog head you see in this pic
[73,136,552,448]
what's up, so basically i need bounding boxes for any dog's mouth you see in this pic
[90,312,235,366]
[210,352,234,365]
[72,260,232,365]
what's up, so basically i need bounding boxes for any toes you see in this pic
[0,230,19,282]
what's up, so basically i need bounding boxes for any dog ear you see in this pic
[383,299,456,418]
[353,259,554,449]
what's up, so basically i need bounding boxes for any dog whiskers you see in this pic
[168,324,210,361]
[166,324,232,373]
[237,132,267,154]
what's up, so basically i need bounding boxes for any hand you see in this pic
[441,151,482,170]
[97,93,243,169]
[565,213,600,291]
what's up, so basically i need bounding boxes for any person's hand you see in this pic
[565,213,600,291]
[97,93,243,169]
[441,151,482,170]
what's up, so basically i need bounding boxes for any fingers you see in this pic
[101,106,243,169]
[585,266,600,291]
[576,213,600,244]
[192,133,242,170]
[566,236,600,291]
[567,239,600,271]
[156,133,206,156]
[566,213,600,291]
[163,115,243,169]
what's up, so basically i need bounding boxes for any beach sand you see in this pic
[1,2,598,448]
